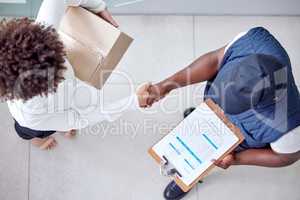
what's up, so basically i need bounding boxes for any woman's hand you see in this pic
[97,9,119,27]
[136,83,151,108]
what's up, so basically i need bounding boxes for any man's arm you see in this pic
[146,46,226,106]
[214,148,300,169]
[234,148,300,167]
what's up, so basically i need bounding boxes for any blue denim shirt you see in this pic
[204,27,300,151]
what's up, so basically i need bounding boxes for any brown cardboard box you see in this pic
[59,7,133,88]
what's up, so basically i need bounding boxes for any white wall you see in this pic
[110,0,300,15]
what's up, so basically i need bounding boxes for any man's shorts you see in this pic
[14,120,56,140]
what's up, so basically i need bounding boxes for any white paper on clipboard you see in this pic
[152,102,240,186]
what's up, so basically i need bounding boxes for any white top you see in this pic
[224,30,300,154]
[7,0,139,132]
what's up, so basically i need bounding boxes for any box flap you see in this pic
[90,32,133,88]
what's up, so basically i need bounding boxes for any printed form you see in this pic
[152,103,240,185]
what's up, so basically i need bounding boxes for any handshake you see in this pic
[136,82,170,108]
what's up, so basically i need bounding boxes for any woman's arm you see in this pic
[67,79,147,126]
[36,0,107,29]
[26,79,146,131]
[146,46,226,106]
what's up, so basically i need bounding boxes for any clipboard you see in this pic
[148,99,245,192]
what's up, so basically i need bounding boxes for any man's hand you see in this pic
[213,153,236,169]
[97,9,119,27]
[146,83,169,107]
[136,82,169,108]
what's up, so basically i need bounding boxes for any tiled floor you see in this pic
[0,16,300,200]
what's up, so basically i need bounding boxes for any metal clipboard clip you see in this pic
[159,155,182,178]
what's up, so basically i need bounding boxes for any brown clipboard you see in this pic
[148,98,245,192]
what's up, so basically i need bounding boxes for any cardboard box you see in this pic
[59,7,133,88]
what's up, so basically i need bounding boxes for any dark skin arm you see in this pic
[214,148,300,169]
[146,46,226,106]
[143,46,300,168]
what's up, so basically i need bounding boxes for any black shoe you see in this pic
[163,180,203,200]
[163,181,188,200]
[183,107,196,119]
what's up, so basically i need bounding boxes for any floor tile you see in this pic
[197,163,300,200]
[0,103,29,200]
[106,15,194,85]
[28,107,196,200]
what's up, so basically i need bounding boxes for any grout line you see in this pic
[192,15,196,59]
[196,182,199,200]
[29,0,32,18]
[3,14,300,18]
[27,142,31,200]
[111,13,300,17]
[113,0,145,8]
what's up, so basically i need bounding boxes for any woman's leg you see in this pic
[14,120,57,150]
[31,137,57,150]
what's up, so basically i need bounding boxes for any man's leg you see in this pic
[163,107,202,200]
[183,107,196,118]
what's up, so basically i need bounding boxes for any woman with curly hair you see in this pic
[1,0,149,150]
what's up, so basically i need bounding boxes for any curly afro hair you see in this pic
[0,18,66,101]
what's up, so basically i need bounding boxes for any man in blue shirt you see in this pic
[142,27,300,200]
